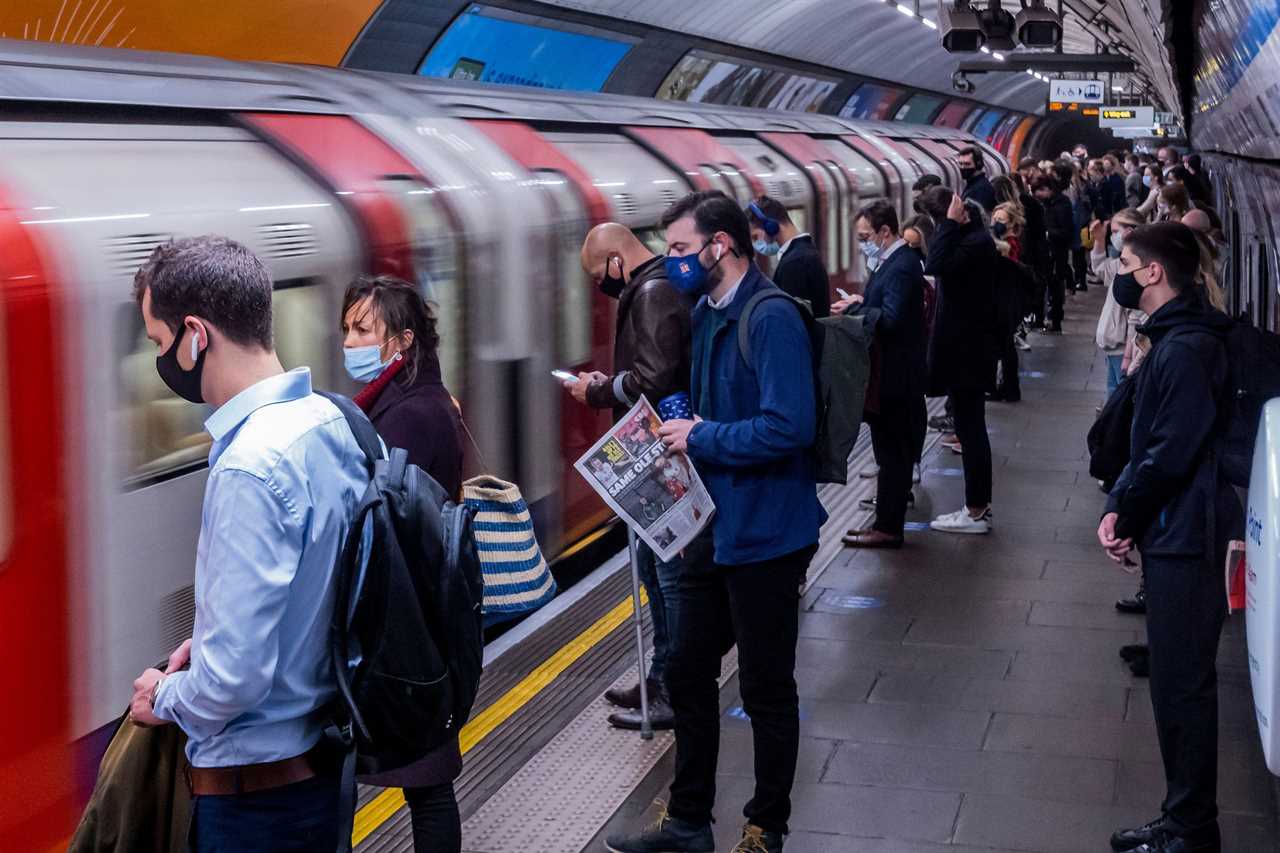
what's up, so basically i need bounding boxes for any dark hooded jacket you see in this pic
[1105,294,1240,558]
[923,216,1001,394]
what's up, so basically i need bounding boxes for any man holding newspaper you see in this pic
[565,222,693,732]
[603,190,825,853]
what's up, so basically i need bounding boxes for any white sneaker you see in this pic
[912,463,922,484]
[931,507,993,534]
[859,464,879,479]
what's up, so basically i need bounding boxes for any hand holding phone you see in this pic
[836,288,852,300]
[551,369,577,383]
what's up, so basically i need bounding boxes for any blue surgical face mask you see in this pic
[665,240,723,297]
[859,238,882,265]
[344,344,397,383]
[753,239,780,257]
[1142,174,1153,189]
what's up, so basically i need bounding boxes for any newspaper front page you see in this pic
[573,396,715,562]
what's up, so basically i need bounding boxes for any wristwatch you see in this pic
[149,678,162,709]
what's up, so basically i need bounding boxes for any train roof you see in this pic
[0,37,993,147]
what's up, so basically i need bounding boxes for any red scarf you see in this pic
[352,354,407,413]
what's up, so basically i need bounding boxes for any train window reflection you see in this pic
[118,279,334,489]
[533,169,592,366]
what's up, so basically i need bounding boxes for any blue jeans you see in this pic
[635,540,682,687]
[192,775,341,853]
[1106,354,1124,398]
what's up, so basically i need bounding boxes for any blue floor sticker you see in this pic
[929,467,964,477]
[1019,370,1047,378]
[903,521,932,531]
[825,594,886,609]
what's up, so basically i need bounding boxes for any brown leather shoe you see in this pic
[842,529,904,549]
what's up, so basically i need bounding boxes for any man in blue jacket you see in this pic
[838,200,927,549]
[606,190,823,853]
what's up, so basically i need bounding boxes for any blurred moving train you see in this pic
[2,34,1273,848]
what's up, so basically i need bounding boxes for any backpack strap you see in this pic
[737,289,809,364]
[317,390,386,469]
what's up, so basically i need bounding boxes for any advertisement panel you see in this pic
[420,4,634,91]
[658,51,836,113]
[839,83,904,120]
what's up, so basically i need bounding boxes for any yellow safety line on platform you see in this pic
[351,588,647,846]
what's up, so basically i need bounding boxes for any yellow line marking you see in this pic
[352,589,647,846]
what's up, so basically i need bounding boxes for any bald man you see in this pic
[569,222,692,731]
[1181,208,1212,235]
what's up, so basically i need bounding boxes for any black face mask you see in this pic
[1112,270,1146,310]
[599,257,626,299]
[992,221,1008,239]
[157,326,207,404]
[960,166,978,181]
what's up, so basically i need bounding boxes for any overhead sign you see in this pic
[1050,80,1105,104]
[1100,106,1156,128]
[1049,102,1101,117]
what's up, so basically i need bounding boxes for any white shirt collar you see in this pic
[778,232,810,259]
[880,238,907,262]
[708,270,748,310]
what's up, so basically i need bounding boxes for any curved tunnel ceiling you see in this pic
[540,0,1179,117]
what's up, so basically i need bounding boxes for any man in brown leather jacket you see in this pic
[568,222,693,730]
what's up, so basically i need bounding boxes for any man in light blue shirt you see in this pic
[127,236,368,853]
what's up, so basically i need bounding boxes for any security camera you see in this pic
[951,71,976,94]
[977,0,1018,51]
[939,1,985,52]
[1015,0,1063,48]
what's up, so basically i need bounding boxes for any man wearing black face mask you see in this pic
[957,145,997,214]
[126,236,370,852]
[570,222,692,731]
[1099,222,1237,853]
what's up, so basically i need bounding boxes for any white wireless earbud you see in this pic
[714,244,723,261]
[190,328,200,363]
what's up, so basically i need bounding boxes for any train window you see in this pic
[819,161,853,271]
[380,179,465,397]
[533,170,592,366]
[717,164,755,206]
[788,208,809,234]
[116,277,334,489]
[116,304,213,489]
[697,166,735,198]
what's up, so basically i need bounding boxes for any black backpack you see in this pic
[1088,369,1139,488]
[320,392,484,775]
[1218,318,1280,488]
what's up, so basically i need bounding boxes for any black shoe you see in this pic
[1112,816,1171,851]
[1047,322,1063,333]
[1116,589,1147,614]
[608,693,676,731]
[928,414,955,432]
[1129,655,1150,678]
[1119,644,1149,663]
[732,823,784,853]
[605,806,714,853]
[605,679,660,710]
[1129,824,1221,853]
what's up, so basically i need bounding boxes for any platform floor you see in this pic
[594,287,1279,852]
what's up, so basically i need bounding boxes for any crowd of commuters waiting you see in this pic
[110,139,1237,853]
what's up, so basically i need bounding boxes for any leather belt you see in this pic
[186,748,320,796]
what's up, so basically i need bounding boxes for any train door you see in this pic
[843,132,913,223]
[622,126,765,206]
[901,138,961,189]
[819,138,888,289]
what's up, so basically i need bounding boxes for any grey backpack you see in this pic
[737,290,876,485]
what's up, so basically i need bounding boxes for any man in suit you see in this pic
[835,201,928,548]
[745,195,830,318]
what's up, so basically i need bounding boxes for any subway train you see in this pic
[23,35,1280,847]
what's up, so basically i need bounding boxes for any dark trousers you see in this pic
[1144,554,1227,831]
[1030,267,1049,325]
[667,541,817,835]
[949,389,992,508]
[868,396,919,536]
[405,783,461,853]
[635,541,682,687]
[1047,248,1068,324]
[192,775,340,853]
[996,336,1021,400]
[1071,246,1088,290]
[910,394,927,465]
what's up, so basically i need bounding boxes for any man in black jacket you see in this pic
[918,187,999,535]
[1100,222,1237,853]
[837,201,927,548]
[571,222,693,731]
[746,195,831,318]
[1034,175,1074,332]
[957,145,997,213]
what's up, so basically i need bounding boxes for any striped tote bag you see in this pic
[462,475,556,616]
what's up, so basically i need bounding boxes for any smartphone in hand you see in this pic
[836,288,852,301]
[551,369,577,383]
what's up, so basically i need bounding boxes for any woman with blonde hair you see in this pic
[1090,208,1148,399]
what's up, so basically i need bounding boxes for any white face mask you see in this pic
[1111,230,1126,253]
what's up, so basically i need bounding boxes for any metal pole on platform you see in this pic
[626,527,653,740]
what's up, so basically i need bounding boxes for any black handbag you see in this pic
[1088,367,1140,486]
